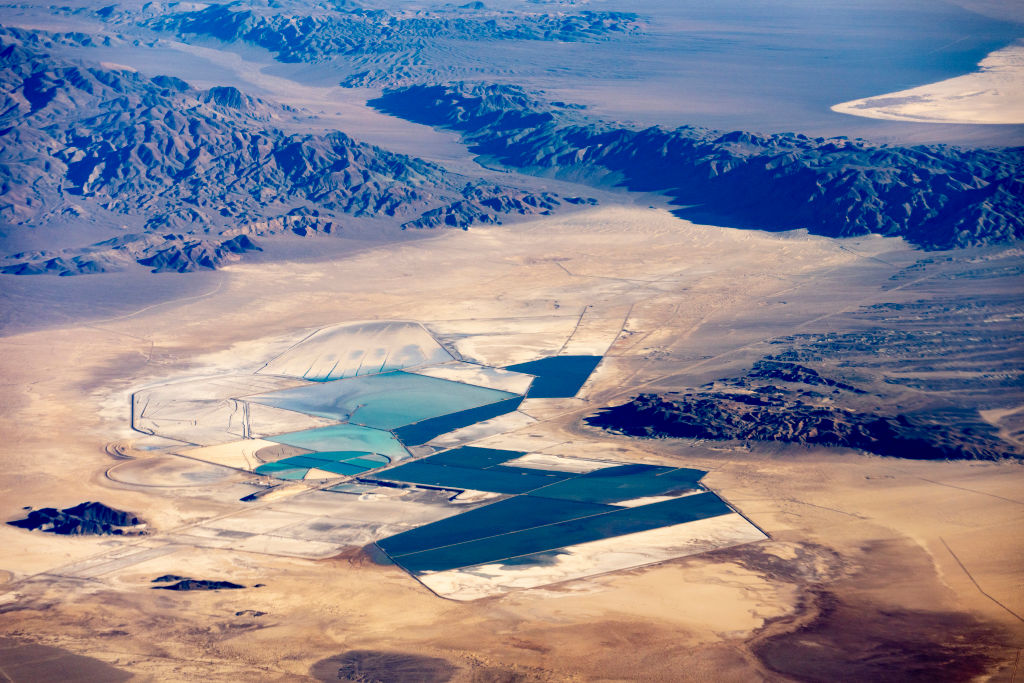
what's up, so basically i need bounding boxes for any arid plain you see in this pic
[1,206,1022,680]
[1,0,1023,679]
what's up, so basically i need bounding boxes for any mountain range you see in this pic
[0,28,587,274]
[371,83,1024,249]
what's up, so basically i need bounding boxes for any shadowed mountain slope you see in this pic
[371,83,1024,249]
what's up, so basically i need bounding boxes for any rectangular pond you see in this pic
[392,396,524,446]
[378,495,619,558]
[267,424,409,459]
[529,465,707,504]
[373,461,570,494]
[393,492,733,573]
[422,446,527,468]
[504,356,602,398]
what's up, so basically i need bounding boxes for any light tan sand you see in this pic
[832,42,1024,124]
[0,207,1020,679]
[177,438,284,470]
[407,361,535,394]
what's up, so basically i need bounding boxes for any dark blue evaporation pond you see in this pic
[370,446,718,573]
[390,492,732,573]
[373,449,706,501]
[378,495,618,557]
[504,355,602,398]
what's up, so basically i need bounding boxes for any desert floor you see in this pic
[1,206,1021,681]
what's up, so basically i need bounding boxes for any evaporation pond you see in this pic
[247,371,518,430]
[267,424,409,458]
[421,446,526,468]
[374,461,568,494]
[392,492,733,573]
[392,396,524,446]
[533,464,707,504]
[505,356,602,398]
[378,495,619,557]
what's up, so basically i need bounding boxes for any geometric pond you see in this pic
[131,320,765,599]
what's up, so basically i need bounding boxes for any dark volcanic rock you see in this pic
[152,575,191,583]
[587,393,1011,461]
[153,579,245,591]
[135,234,263,273]
[371,83,1024,249]
[746,361,865,394]
[8,501,144,535]
[150,74,190,91]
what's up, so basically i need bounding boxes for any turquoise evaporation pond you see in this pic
[266,423,409,458]
[247,371,519,430]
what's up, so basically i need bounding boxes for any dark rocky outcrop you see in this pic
[371,83,1024,249]
[8,501,145,535]
[152,575,190,583]
[587,392,1010,461]
[587,291,1023,462]
[202,85,246,109]
[747,361,864,394]
[152,579,245,591]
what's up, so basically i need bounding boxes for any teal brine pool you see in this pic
[247,371,517,430]
[255,442,398,480]
[267,423,409,458]
[393,396,524,446]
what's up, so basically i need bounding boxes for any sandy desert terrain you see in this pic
[1,0,1022,679]
[1,207,1022,681]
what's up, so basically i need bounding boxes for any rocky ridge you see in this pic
[144,3,642,86]
[0,30,588,274]
[151,578,246,591]
[8,501,146,535]
[371,83,1024,249]
[587,391,1010,461]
